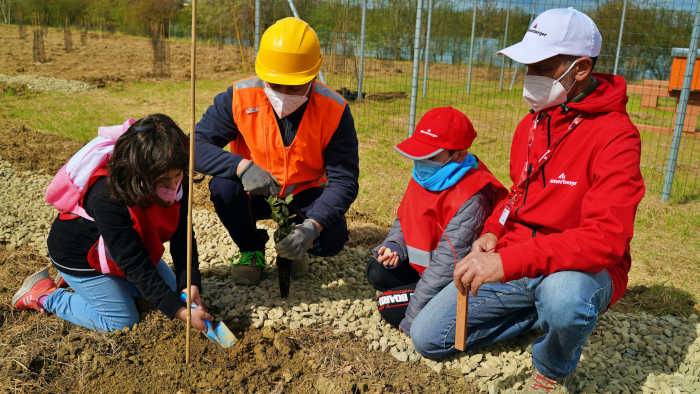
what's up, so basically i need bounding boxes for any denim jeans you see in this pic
[43,260,176,332]
[410,270,612,378]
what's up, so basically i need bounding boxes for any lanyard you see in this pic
[498,114,584,225]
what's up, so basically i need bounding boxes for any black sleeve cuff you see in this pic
[177,268,202,294]
[158,291,186,319]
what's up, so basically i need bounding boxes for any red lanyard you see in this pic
[498,114,584,225]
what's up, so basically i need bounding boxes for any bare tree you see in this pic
[33,29,47,63]
[18,8,27,40]
[149,20,170,77]
[130,0,182,78]
[64,17,73,52]
[0,0,11,25]
[80,20,87,46]
[32,12,47,63]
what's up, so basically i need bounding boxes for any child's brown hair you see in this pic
[108,114,188,207]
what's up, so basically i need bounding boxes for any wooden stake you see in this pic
[454,290,468,351]
[185,0,197,366]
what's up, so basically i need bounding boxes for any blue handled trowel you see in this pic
[180,293,238,348]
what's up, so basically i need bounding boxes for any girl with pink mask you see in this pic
[12,114,211,333]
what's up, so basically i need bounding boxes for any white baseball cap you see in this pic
[499,7,602,65]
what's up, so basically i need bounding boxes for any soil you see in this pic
[0,246,470,393]
[0,119,82,175]
[0,25,250,85]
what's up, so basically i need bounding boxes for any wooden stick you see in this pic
[185,0,197,366]
[454,290,468,351]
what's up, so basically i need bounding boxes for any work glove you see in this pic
[275,219,321,261]
[240,162,280,197]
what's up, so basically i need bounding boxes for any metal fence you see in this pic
[4,0,696,202]
[261,0,699,203]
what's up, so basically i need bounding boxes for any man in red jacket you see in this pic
[410,8,645,392]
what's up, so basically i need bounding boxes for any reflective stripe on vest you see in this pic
[230,77,346,196]
[406,245,431,270]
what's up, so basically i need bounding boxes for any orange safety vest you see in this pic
[229,77,347,196]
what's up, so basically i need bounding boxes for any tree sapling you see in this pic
[267,194,295,298]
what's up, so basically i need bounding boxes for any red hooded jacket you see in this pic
[481,74,645,306]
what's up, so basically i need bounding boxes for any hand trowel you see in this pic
[180,293,238,348]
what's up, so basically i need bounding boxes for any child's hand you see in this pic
[187,285,206,311]
[176,306,213,333]
[377,246,399,269]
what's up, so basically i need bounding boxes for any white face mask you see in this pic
[523,60,579,112]
[264,82,311,119]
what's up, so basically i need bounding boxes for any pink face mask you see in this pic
[156,175,183,205]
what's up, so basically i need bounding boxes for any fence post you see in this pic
[422,0,433,98]
[662,4,700,201]
[287,0,326,84]
[509,3,537,91]
[499,2,510,91]
[612,0,627,75]
[466,0,477,95]
[408,0,424,135]
[357,0,367,101]
[254,0,261,53]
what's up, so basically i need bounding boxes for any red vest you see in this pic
[229,77,347,196]
[397,159,506,274]
[60,167,180,278]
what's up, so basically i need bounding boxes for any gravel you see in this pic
[2,157,699,392]
[0,73,93,94]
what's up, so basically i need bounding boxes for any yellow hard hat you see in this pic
[255,17,322,85]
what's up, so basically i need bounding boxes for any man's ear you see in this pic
[573,57,594,82]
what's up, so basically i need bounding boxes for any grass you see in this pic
[1,65,698,315]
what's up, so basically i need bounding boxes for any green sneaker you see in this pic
[230,251,265,285]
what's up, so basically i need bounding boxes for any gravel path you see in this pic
[1,158,698,393]
[0,73,92,94]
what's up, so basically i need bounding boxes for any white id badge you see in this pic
[498,207,511,225]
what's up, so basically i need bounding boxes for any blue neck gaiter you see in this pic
[412,153,477,192]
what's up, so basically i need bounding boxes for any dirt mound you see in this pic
[0,246,470,393]
[0,120,82,175]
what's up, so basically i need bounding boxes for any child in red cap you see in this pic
[367,107,506,333]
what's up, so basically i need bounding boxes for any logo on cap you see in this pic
[419,128,439,138]
[528,23,548,37]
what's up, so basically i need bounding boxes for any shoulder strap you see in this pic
[45,119,135,220]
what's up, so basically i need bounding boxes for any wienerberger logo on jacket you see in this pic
[549,172,577,187]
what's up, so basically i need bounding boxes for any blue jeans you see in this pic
[410,270,612,378]
[43,260,176,332]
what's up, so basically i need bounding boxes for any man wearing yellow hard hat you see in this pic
[195,17,359,285]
